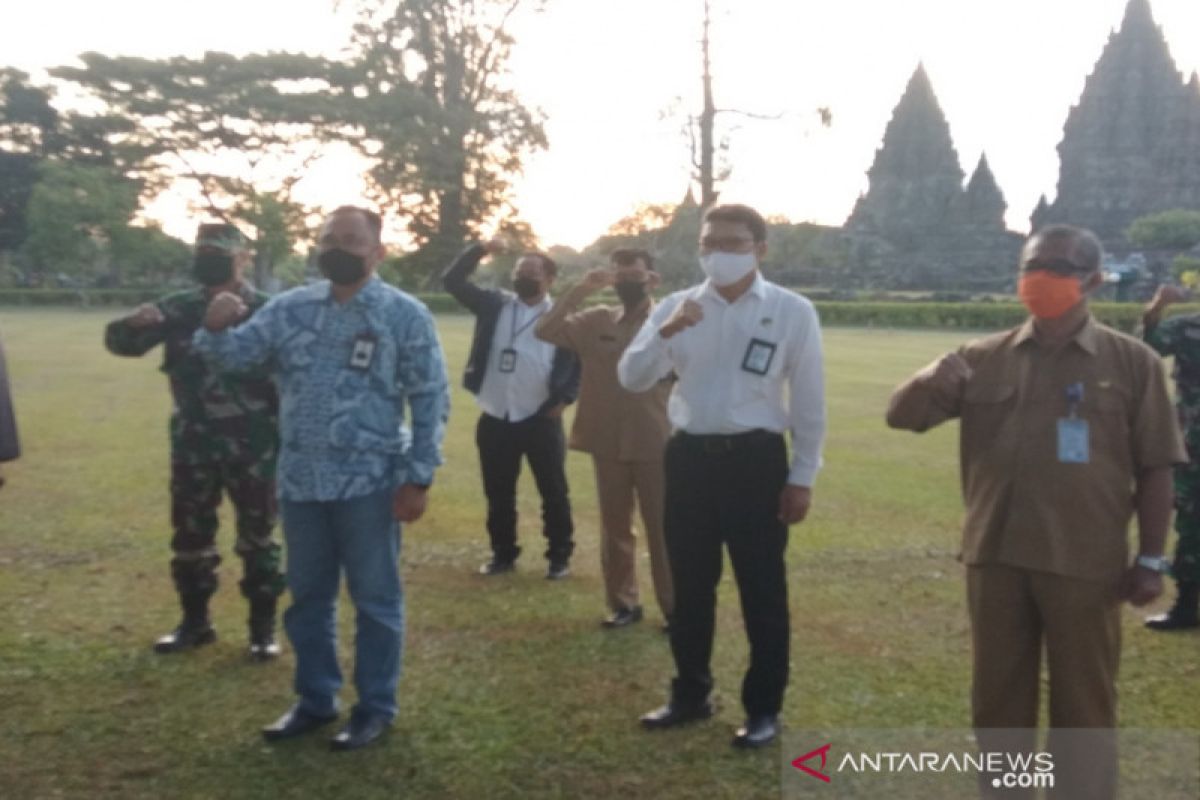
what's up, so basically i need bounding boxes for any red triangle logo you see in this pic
[792,743,832,783]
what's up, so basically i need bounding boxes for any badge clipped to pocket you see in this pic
[1057,418,1090,464]
[741,338,777,376]
[498,347,518,373]
[1057,381,1089,463]
[349,332,377,372]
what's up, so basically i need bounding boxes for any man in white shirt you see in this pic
[618,203,825,749]
[443,240,581,579]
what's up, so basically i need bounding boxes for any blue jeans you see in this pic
[280,487,403,719]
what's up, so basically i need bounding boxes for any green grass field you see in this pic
[0,310,1196,799]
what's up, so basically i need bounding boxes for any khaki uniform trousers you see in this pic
[968,563,1121,800]
[593,456,674,618]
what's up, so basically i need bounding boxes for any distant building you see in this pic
[1033,0,1200,250]
[844,65,1021,290]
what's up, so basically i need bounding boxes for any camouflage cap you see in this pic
[195,223,248,252]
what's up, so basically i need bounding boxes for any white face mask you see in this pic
[699,251,757,287]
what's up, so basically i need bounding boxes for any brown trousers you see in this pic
[968,564,1121,800]
[592,456,674,618]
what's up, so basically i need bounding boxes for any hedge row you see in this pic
[813,302,1200,333]
[0,289,466,313]
[2,289,1196,333]
[0,288,169,307]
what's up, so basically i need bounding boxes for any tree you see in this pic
[109,225,192,288]
[21,162,139,285]
[680,1,831,210]
[51,52,341,283]
[1128,209,1200,251]
[0,70,57,256]
[339,0,548,286]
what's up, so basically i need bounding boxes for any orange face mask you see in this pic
[1017,271,1083,319]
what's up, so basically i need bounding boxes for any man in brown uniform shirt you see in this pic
[887,225,1183,799]
[535,249,674,628]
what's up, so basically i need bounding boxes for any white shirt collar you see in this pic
[699,270,767,306]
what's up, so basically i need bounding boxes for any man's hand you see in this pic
[914,352,972,396]
[204,291,248,332]
[577,267,615,295]
[393,483,429,523]
[126,303,165,329]
[778,485,812,525]
[1120,565,1164,607]
[659,299,703,339]
[483,237,507,257]
[1150,284,1189,310]
[542,403,566,419]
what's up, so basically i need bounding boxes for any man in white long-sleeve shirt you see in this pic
[618,203,825,749]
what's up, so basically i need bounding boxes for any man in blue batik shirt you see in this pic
[193,206,449,752]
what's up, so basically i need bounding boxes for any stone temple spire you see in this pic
[1041,0,1192,245]
[846,63,965,240]
[963,153,1007,228]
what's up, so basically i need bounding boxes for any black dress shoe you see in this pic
[1144,584,1199,631]
[639,699,715,729]
[1145,610,1200,630]
[330,710,392,751]
[153,623,216,654]
[262,705,338,742]
[732,715,780,748]
[479,558,516,576]
[601,606,644,628]
[546,560,571,580]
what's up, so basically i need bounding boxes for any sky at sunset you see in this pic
[5,0,1200,250]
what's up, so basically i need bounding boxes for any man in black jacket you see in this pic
[0,333,18,490]
[443,239,580,579]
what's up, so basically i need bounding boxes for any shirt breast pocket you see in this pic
[961,382,1016,452]
[1087,388,1132,462]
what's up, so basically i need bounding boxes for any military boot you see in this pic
[1145,581,1200,631]
[154,592,217,653]
[248,596,281,660]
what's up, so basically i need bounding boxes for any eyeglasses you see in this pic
[699,236,756,253]
[1021,257,1091,276]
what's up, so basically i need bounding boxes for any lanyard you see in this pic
[1065,381,1084,418]
[509,300,544,346]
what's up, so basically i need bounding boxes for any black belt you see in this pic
[675,429,782,453]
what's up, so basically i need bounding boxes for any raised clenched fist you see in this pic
[126,303,165,329]
[204,292,248,332]
[659,299,704,340]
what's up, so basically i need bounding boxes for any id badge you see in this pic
[349,332,377,372]
[499,348,517,373]
[1057,418,1090,463]
[741,338,777,376]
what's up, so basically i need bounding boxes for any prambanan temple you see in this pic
[845,0,1200,290]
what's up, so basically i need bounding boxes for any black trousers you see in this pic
[476,412,574,563]
[663,430,790,717]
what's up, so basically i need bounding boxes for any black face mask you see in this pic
[614,280,648,307]
[319,248,368,286]
[513,276,542,299]
[192,252,234,286]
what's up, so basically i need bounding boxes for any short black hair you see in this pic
[330,205,383,243]
[520,251,558,279]
[610,248,655,270]
[1029,224,1103,272]
[703,203,768,244]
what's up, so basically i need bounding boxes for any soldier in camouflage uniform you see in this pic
[1140,284,1200,630]
[105,223,285,657]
